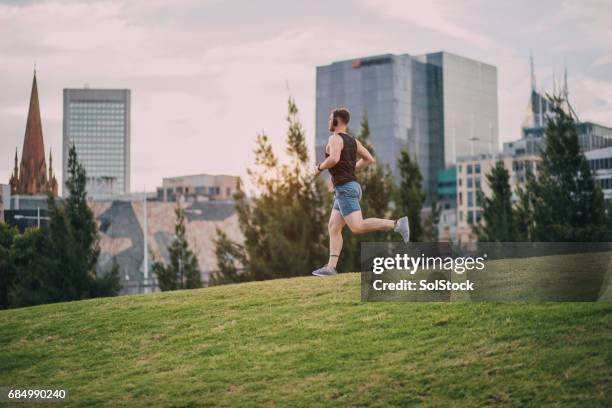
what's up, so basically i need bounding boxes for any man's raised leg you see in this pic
[343,210,394,234]
[344,211,410,243]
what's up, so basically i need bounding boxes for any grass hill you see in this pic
[1,273,610,407]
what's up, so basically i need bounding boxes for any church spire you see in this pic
[9,70,57,196]
[529,51,536,92]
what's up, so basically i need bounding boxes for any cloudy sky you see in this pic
[1,0,611,194]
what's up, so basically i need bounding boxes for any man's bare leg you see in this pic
[328,209,346,268]
[343,210,394,234]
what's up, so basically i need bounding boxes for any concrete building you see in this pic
[455,153,541,243]
[157,174,239,202]
[63,88,131,198]
[316,52,498,201]
[91,199,241,294]
[0,184,9,223]
[586,146,612,207]
[436,168,457,241]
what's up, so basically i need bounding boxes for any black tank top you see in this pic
[326,132,357,187]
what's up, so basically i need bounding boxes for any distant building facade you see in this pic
[0,184,9,223]
[585,146,612,207]
[91,199,241,295]
[455,153,541,243]
[316,52,498,201]
[157,174,239,202]
[63,88,131,198]
[437,167,457,241]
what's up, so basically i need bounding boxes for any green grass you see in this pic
[1,273,611,407]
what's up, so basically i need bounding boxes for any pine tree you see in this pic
[340,114,395,271]
[524,95,609,241]
[396,150,425,241]
[0,224,18,308]
[10,145,118,307]
[422,196,441,242]
[210,228,251,285]
[153,205,202,291]
[475,160,518,241]
[7,228,54,308]
[214,97,329,282]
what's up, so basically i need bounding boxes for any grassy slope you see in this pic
[1,273,610,407]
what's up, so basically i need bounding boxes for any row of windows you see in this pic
[70,102,125,109]
[68,122,125,128]
[164,186,232,197]
[458,190,483,208]
[597,178,612,190]
[459,210,482,224]
[458,163,481,174]
[458,176,481,189]
[590,158,612,171]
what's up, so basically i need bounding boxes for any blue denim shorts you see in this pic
[332,181,362,217]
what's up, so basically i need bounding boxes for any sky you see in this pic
[1,0,611,195]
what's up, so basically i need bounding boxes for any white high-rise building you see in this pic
[63,88,131,198]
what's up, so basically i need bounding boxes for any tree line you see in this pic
[212,98,439,284]
[475,96,612,242]
[0,146,120,309]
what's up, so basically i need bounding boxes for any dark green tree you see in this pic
[0,224,18,308]
[395,150,425,241]
[153,205,202,291]
[210,228,251,285]
[340,114,395,271]
[8,227,55,308]
[9,145,118,307]
[523,95,609,241]
[422,196,441,242]
[90,257,122,297]
[214,97,329,282]
[475,160,519,241]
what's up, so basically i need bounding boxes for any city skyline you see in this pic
[1,0,611,194]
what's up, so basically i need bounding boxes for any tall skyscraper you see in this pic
[315,52,498,201]
[63,88,131,198]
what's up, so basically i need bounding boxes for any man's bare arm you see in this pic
[315,134,343,174]
[356,139,375,170]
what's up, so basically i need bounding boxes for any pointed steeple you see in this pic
[529,51,536,92]
[9,70,57,196]
[48,148,58,196]
[563,65,569,99]
[13,148,18,173]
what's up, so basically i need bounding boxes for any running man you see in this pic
[312,107,410,277]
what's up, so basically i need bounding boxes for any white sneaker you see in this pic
[394,216,410,243]
[312,265,337,277]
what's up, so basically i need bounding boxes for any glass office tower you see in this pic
[63,89,131,198]
[315,52,498,201]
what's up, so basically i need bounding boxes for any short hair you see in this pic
[332,107,350,125]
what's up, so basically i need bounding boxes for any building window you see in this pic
[467,164,473,174]
[467,177,473,188]
[458,192,463,205]
[467,211,474,224]
[475,177,481,189]
[468,191,474,207]
[475,164,481,174]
